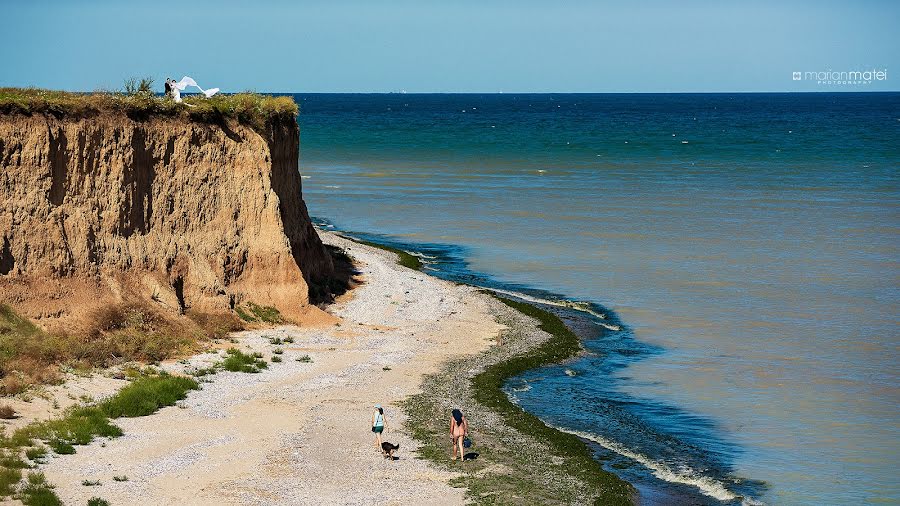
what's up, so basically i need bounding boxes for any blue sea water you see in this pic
[292,93,900,505]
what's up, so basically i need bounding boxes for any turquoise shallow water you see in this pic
[293,93,899,505]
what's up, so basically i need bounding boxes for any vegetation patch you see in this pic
[88,498,110,506]
[246,303,283,324]
[24,447,46,462]
[99,373,198,418]
[235,303,283,324]
[0,467,21,496]
[234,306,257,323]
[353,239,422,270]
[0,86,298,132]
[17,472,61,506]
[295,355,312,363]
[0,303,223,395]
[220,349,268,373]
[0,371,197,500]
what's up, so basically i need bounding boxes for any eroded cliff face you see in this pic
[0,112,333,335]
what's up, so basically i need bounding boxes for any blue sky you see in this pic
[1,0,897,92]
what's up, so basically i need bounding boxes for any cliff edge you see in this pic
[0,105,334,336]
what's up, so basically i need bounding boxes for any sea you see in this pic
[291,93,899,505]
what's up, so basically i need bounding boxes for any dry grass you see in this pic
[0,87,298,131]
[0,303,232,394]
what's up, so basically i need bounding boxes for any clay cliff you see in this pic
[0,110,334,336]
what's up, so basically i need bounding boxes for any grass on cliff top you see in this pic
[0,87,298,129]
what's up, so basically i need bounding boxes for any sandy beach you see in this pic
[31,232,504,505]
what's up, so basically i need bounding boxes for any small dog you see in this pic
[381,441,399,460]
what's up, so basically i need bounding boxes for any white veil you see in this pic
[173,76,220,98]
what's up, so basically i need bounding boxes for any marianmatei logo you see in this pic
[792,68,887,85]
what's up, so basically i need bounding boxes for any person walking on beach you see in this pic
[450,408,469,461]
[372,404,386,450]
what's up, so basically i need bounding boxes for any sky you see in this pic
[0,0,897,93]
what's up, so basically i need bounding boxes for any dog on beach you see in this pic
[381,441,399,460]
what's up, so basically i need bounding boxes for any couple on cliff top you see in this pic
[164,76,219,103]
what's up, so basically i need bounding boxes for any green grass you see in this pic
[88,498,110,506]
[47,440,75,455]
[99,373,198,418]
[17,472,61,506]
[246,303,283,324]
[0,307,202,500]
[353,239,422,270]
[191,365,218,377]
[14,372,197,457]
[0,452,28,469]
[220,348,268,373]
[235,303,284,324]
[235,306,256,323]
[81,479,101,487]
[0,87,298,131]
[271,356,282,363]
[295,355,312,363]
[0,467,21,496]
[23,407,123,448]
[24,447,46,462]
[113,475,128,482]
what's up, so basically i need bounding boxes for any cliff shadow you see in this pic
[308,244,359,305]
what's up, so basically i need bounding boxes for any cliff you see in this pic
[0,107,334,336]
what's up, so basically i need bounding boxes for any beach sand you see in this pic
[35,232,505,505]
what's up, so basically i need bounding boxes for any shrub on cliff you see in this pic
[0,87,298,131]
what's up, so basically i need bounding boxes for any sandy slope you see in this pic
[39,232,503,505]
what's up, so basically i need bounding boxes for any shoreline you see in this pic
[335,230,635,503]
[402,294,634,505]
[328,227,762,505]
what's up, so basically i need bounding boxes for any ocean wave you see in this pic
[553,425,757,504]
[409,251,439,261]
[486,288,621,330]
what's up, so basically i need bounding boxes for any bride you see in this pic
[166,76,219,103]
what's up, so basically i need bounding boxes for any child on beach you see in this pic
[450,409,469,461]
[372,404,386,450]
